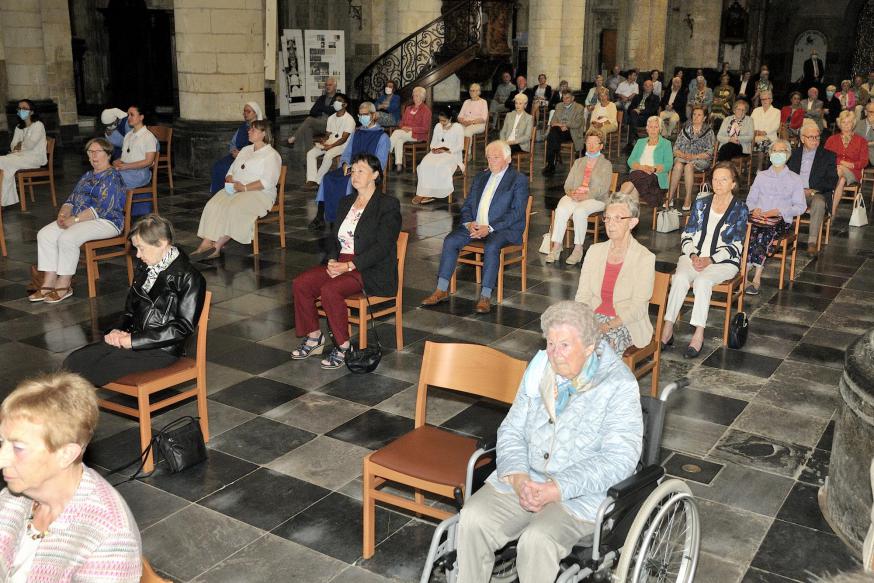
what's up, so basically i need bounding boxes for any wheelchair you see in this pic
[419,380,700,583]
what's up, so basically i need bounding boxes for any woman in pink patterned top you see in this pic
[458,84,489,138]
[0,373,141,582]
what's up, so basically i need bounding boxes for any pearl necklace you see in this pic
[26,502,48,540]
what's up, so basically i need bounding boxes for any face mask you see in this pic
[224,183,236,195]
[769,152,788,166]
[585,151,601,158]
[359,114,371,126]
[333,101,344,112]
[17,109,30,121]
[384,87,393,95]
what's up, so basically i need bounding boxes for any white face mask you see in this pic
[384,87,393,95]
[333,101,344,112]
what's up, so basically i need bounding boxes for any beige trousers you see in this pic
[306,144,345,184]
[664,254,738,328]
[389,129,416,165]
[197,189,274,244]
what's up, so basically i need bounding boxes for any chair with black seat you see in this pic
[252,165,287,255]
[362,341,528,560]
[147,125,174,189]
[420,379,699,583]
[623,271,670,397]
[98,291,212,473]
[16,137,57,211]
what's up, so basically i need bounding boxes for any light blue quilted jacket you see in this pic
[486,346,643,521]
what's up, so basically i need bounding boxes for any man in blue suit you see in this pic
[422,140,530,314]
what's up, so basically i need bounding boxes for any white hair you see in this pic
[486,140,512,160]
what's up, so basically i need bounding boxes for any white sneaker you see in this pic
[545,247,561,263]
[565,247,584,265]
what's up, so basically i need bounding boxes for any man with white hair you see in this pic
[422,140,529,314]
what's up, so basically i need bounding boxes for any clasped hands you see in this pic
[689,254,713,272]
[508,474,560,513]
[467,222,490,239]
[326,259,353,278]
[570,186,589,202]
[104,329,132,349]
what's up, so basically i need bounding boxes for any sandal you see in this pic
[320,345,348,369]
[291,333,325,360]
[28,287,55,303]
[418,197,436,205]
[411,196,423,205]
[44,287,73,304]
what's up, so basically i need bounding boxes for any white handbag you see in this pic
[656,205,681,233]
[539,233,552,254]
[850,193,868,227]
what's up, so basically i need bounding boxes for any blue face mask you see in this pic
[17,109,30,121]
[585,151,601,158]
[358,114,371,126]
[769,152,788,166]
[826,91,835,99]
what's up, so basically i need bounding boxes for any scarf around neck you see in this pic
[142,246,179,293]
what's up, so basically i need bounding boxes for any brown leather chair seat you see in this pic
[370,425,480,488]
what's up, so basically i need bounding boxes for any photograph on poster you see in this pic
[279,29,308,114]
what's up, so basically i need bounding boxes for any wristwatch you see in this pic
[74,216,80,223]
[347,263,353,272]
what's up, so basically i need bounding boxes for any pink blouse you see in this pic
[596,262,623,317]
[458,99,488,123]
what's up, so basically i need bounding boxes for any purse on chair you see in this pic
[850,193,869,227]
[346,293,382,374]
[728,312,749,349]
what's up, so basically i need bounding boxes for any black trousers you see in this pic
[64,342,179,387]
[717,142,745,161]
[509,144,524,154]
[545,127,572,165]
[626,109,648,144]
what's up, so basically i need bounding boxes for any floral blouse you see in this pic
[337,207,364,254]
[675,122,715,157]
[64,167,127,232]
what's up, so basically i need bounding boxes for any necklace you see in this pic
[26,502,48,541]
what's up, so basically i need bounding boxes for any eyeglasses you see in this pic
[802,134,821,140]
[603,216,632,223]
[86,149,105,155]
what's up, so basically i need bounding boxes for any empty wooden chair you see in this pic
[147,125,174,190]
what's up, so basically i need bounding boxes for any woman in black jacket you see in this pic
[292,152,402,369]
[64,215,207,386]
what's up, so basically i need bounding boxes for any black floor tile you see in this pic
[221,342,293,374]
[210,377,305,414]
[326,409,414,450]
[317,372,411,406]
[359,520,437,581]
[779,280,842,299]
[701,347,783,379]
[215,317,295,341]
[141,449,258,502]
[775,482,831,532]
[200,467,330,530]
[816,421,835,452]
[208,417,316,464]
[766,292,834,313]
[667,388,748,426]
[0,305,32,323]
[20,323,96,353]
[746,318,809,342]
[786,343,845,369]
[750,519,861,580]
[663,453,723,485]
[741,567,802,583]
[441,400,510,440]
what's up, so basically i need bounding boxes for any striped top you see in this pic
[0,467,141,582]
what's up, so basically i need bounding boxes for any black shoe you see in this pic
[308,216,325,231]
[660,335,674,351]
[683,345,701,359]
[542,165,556,176]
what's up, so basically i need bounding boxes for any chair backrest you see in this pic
[121,187,134,238]
[414,342,528,426]
[147,125,173,157]
[610,171,619,192]
[193,291,212,372]
[275,165,288,212]
[520,195,534,247]
[462,136,472,169]
[528,124,537,151]
[650,271,671,345]
[395,231,409,301]
[45,137,55,166]
[737,222,752,282]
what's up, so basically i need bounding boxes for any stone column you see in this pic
[41,0,78,128]
[382,0,441,51]
[0,21,7,133]
[527,0,562,84]
[559,0,585,88]
[664,0,721,71]
[173,0,265,179]
[621,0,668,71]
[2,0,50,132]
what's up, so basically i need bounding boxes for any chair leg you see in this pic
[497,254,505,303]
[196,374,210,442]
[520,252,528,292]
[395,308,403,349]
[138,391,155,473]
[362,459,376,559]
[0,212,6,257]
[789,240,798,282]
[358,299,368,350]
[17,175,27,212]
[279,211,286,248]
[778,242,787,290]
[722,293,732,345]
[85,250,98,298]
[252,222,260,255]
[126,254,134,285]
[50,173,57,207]
[449,271,457,294]
[168,165,174,190]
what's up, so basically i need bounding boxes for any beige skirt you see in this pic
[197,189,274,244]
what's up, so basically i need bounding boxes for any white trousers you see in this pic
[664,254,738,328]
[389,129,416,165]
[306,144,345,184]
[197,189,274,244]
[37,219,120,276]
[456,483,594,583]
[463,123,486,138]
[0,153,41,207]
[551,197,606,245]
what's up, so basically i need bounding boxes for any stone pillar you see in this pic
[819,329,874,555]
[559,0,585,88]
[0,20,7,133]
[173,0,265,179]
[0,0,50,101]
[621,0,668,71]
[41,0,78,128]
[382,0,441,51]
[527,0,562,84]
[664,0,722,72]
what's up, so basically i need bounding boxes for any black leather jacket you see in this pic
[116,251,207,356]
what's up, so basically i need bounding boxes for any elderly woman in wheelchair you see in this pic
[422,301,699,583]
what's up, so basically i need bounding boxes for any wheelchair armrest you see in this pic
[476,437,497,451]
[607,464,664,499]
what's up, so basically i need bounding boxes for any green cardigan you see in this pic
[627,136,673,189]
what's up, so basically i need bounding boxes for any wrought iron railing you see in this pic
[355,0,482,100]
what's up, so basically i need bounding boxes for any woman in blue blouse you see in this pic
[374,80,401,127]
[209,102,263,194]
[30,138,127,304]
[616,116,673,207]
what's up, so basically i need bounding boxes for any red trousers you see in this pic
[293,254,363,345]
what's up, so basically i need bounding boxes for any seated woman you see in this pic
[29,138,127,304]
[192,120,282,258]
[291,153,401,369]
[0,373,141,581]
[210,102,263,195]
[716,100,754,161]
[413,107,465,205]
[583,75,605,111]
[744,139,807,295]
[751,90,780,152]
[660,162,749,358]
[64,215,206,387]
[575,192,655,354]
[779,92,805,141]
[311,102,391,228]
[0,99,47,208]
[458,84,489,139]
[546,130,612,265]
[823,85,842,128]
[374,80,401,127]
[548,80,570,111]
[113,105,158,216]
[686,75,713,120]
[650,69,663,97]
[455,301,642,583]
[588,88,618,136]
[835,79,857,115]
[710,74,736,132]
[499,93,533,154]
[617,116,673,207]
[825,110,870,217]
[666,106,715,211]
[389,86,431,173]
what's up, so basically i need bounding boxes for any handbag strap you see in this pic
[358,291,382,350]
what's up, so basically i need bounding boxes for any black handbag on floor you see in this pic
[728,311,749,349]
[106,416,207,484]
[345,293,382,374]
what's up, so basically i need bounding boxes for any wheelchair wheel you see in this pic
[490,550,518,583]
[612,479,699,583]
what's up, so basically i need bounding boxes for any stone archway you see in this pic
[791,30,827,83]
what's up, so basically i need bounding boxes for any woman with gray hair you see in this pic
[389,87,431,172]
[454,300,643,583]
[743,138,807,295]
[575,191,655,353]
[457,83,489,138]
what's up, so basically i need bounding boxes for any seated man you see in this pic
[855,102,874,166]
[659,76,687,138]
[311,102,390,229]
[506,75,534,114]
[625,79,660,150]
[615,70,639,112]
[287,76,338,149]
[305,93,355,188]
[454,301,643,583]
[489,71,516,130]
[801,87,824,130]
[787,120,838,256]
[542,91,585,175]
[421,140,529,314]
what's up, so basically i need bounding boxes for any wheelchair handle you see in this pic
[659,378,689,402]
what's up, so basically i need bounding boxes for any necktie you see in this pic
[813,59,819,78]
[808,100,812,111]
[476,173,500,225]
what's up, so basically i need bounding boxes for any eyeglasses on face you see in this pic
[603,215,632,223]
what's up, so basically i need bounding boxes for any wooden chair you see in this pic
[800,212,831,251]
[624,271,670,397]
[682,223,752,344]
[861,166,874,205]
[512,126,538,183]
[318,232,408,350]
[449,196,533,303]
[839,183,861,211]
[541,121,578,167]
[142,558,171,583]
[99,291,212,473]
[253,165,287,255]
[470,123,489,162]
[17,137,57,211]
[554,172,619,249]
[606,110,624,159]
[402,126,431,171]
[362,341,528,559]
[83,193,134,298]
[768,217,800,290]
[0,200,6,257]
[127,155,160,215]
[147,125,174,189]
[448,137,472,205]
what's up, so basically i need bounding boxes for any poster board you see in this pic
[278,29,346,116]
[279,29,307,115]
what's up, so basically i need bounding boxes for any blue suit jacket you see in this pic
[460,166,530,243]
